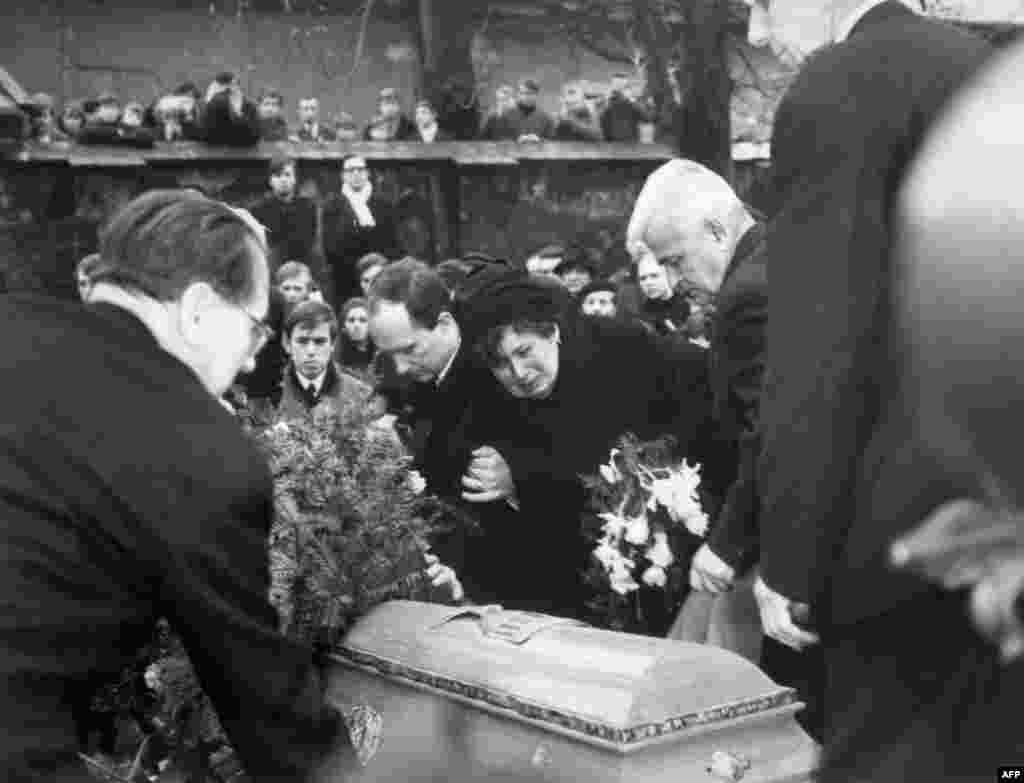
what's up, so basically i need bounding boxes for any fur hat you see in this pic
[458,269,572,345]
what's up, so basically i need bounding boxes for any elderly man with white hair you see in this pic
[626,159,819,708]
[628,160,765,589]
[631,158,829,739]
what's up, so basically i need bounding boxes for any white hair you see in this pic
[627,158,749,261]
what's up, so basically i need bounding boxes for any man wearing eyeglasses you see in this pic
[322,154,399,311]
[0,189,355,781]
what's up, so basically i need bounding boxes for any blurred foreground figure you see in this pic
[891,39,1024,762]
[755,0,998,780]
[0,190,353,781]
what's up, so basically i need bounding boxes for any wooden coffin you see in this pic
[326,601,818,782]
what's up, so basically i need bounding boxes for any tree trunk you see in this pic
[415,0,480,139]
[677,0,733,179]
[414,0,479,259]
[634,0,672,125]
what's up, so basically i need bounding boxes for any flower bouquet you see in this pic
[581,433,709,635]
[252,395,458,649]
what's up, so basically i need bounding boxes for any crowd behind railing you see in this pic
[20,71,661,149]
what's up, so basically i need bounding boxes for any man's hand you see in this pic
[753,574,820,651]
[461,446,516,504]
[424,552,464,603]
[689,543,736,594]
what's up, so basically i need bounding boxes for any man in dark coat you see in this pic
[250,155,318,273]
[626,157,823,737]
[200,74,261,147]
[480,79,555,142]
[322,154,399,309]
[0,190,353,781]
[755,2,993,779]
[367,258,520,604]
[600,73,647,142]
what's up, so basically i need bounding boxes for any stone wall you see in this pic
[0,141,771,299]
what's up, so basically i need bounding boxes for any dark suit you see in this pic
[706,222,765,570]
[250,193,318,271]
[400,345,519,604]
[758,3,999,778]
[322,192,399,306]
[200,93,261,147]
[0,296,348,781]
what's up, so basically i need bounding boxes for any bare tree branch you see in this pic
[341,0,376,89]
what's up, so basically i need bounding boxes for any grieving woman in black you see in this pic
[459,271,734,623]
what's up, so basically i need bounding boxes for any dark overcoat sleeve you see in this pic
[706,269,767,571]
[757,24,992,605]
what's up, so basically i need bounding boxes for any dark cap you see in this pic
[519,79,541,94]
[554,253,596,277]
[578,279,617,299]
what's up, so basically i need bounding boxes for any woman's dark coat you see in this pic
[480,314,734,617]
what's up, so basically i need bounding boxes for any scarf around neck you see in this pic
[342,182,376,228]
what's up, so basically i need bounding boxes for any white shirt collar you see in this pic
[435,339,461,387]
[835,0,908,42]
[300,368,328,395]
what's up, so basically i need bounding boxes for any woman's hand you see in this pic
[461,446,516,504]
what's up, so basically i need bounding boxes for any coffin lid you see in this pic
[335,601,798,752]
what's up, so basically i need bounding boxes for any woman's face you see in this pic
[637,256,672,301]
[345,306,369,344]
[490,326,560,399]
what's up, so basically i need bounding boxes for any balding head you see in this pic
[627,158,752,294]
[898,41,1024,502]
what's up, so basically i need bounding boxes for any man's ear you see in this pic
[705,218,727,243]
[178,280,217,348]
[551,323,561,345]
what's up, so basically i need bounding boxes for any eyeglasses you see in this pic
[233,302,275,349]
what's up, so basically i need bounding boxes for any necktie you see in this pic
[303,382,319,408]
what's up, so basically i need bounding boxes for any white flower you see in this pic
[647,463,709,538]
[683,509,710,538]
[407,470,427,495]
[641,565,668,588]
[598,512,629,539]
[646,531,675,569]
[593,539,620,570]
[598,449,623,484]
[624,513,650,546]
[608,556,639,595]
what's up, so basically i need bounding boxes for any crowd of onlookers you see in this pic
[75,159,707,424]
[22,71,657,148]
